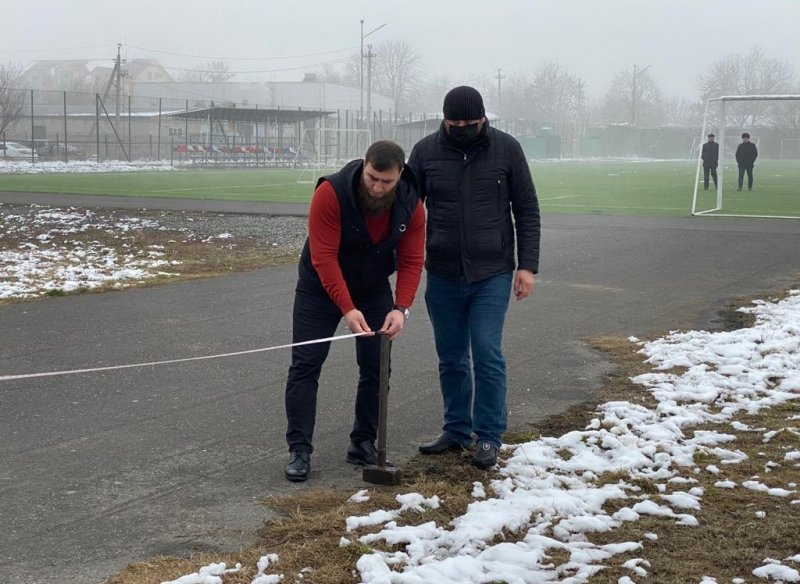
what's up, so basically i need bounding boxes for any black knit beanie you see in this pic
[443,86,485,121]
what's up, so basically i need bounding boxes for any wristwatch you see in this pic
[392,304,410,320]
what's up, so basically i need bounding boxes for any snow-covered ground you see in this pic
[0,159,176,174]
[164,290,800,583]
[0,159,187,298]
[0,205,190,299]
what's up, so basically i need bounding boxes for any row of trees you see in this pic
[307,44,798,133]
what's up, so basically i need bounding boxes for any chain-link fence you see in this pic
[8,87,704,165]
[0,88,461,166]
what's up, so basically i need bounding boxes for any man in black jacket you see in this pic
[407,86,541,469]
[735,133,758,191]
[701,133,719,191]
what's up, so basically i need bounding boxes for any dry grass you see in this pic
[104,289,800,583]
[108,460,486,584]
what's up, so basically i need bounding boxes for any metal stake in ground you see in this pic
[363,332,403,485]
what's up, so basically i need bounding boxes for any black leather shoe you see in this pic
[285,451,310,482]
[346,440,393,467]
[471,442,498,469]
[418,434,466,455]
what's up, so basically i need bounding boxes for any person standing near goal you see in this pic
[701,134,719,191]
[735,133,758,191]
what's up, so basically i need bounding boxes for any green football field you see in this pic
[1,160,798,218]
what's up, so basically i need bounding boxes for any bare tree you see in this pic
[662,95,704,127]
[529,61,587,134]
[0,62,26,136]
[497,71,534,119]
[697,47,795,126]
[178,59,235,83]
[601,67,665,127]
[176,68,206,83]
[204,59,234,83]
[407,73,454,113]
[339,50,361,88]
[372,39,422,111]
[316,62,344,85]
[498,63,586,135]
[771,98,800,131]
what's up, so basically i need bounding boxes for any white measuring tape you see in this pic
[0,331,372,382]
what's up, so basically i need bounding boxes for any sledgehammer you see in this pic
[362,332,404,485]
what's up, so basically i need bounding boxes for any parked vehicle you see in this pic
[46,141,85,159]
[0,141,39,161]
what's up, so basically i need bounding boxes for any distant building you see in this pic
[22,58,392,114]
[22,60,92,91]
[23,58,174,94]
[125,59,173,84]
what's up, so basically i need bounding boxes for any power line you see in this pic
[126,43,356,61]
[0,43,117,54]
[158,56,350,76]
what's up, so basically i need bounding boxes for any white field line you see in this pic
[150,182,303,193]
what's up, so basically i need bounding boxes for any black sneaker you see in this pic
[346,440,393,467]
[471,442,498,469]
[285,451,310,482]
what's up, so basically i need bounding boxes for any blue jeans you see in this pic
[425,272,512,449]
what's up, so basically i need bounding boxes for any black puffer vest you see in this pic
[299,159,419,297]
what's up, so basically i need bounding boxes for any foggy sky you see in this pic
[5,0,800,101]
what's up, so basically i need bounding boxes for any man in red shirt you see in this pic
[284,140,425,482]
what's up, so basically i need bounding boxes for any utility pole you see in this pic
[359,21,388,122]
[631,63,651,126]
[115,44,122,125]
[495,68,505,121]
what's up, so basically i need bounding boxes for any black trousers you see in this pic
[703,165,717,189]
[284,277,393,453]
[738,165,754,190]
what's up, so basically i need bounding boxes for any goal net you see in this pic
[296,127,372,184]
[691,95,800,219]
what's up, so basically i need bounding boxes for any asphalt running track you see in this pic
[2,191,799,583]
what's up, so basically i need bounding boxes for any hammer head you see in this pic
[362,465,404,485]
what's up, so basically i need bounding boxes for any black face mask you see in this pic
[447,123,481,148]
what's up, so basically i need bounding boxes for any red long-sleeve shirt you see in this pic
[308,181,425,315]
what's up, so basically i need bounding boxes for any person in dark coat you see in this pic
[701,133,719,191]
[283,140,425,482]
[407,86,541,470]
[735,132,758,191]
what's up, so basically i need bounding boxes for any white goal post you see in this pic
[691,94,800,219]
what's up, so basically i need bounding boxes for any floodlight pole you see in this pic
[366,44,374,125]
[718,99,726,208]
[360,20,364,121]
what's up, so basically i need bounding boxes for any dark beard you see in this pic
[358,182,397,215]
